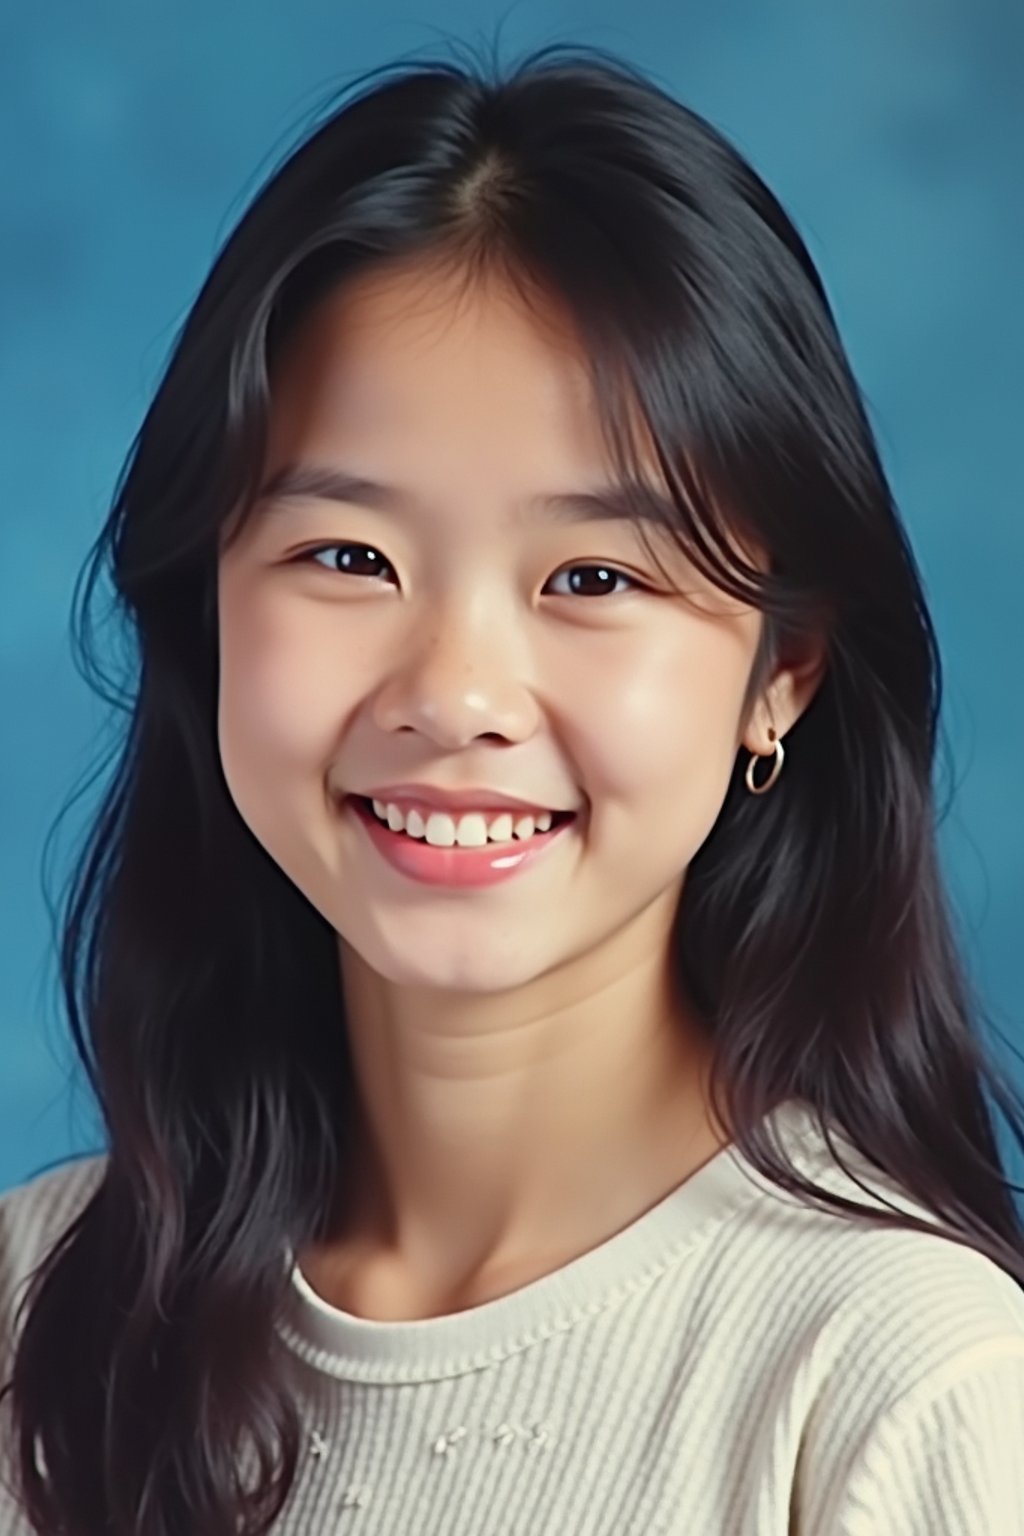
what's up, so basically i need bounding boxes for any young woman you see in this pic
[1,39,1022,1536]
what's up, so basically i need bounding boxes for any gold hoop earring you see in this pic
[745,728,785,795]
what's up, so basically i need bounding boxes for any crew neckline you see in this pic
[275,1097,834,1384]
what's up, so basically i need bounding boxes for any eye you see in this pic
[294,543,396,581]
[291,543,646,597]
[546,564,643,598]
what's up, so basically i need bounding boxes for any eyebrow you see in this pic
[254,462,679,530]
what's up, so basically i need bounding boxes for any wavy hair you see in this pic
[3,36,1023,1536]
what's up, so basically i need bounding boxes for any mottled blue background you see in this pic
[2,2,1021,1192]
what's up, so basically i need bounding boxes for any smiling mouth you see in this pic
[348,795,577,844]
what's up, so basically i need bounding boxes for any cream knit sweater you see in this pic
[2,1098,1024,1533]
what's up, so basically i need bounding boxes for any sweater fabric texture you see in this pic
[2,1097,1023,1533]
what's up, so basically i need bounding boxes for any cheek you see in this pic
[216,600,347,819]
[579,626,750,785]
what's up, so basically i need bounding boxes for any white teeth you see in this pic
[369,800,555,845]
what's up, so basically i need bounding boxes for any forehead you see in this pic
[263,261,634,476]
[227,261,768,589]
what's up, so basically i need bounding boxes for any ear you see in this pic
[741,633,828,754]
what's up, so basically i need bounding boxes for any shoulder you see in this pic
[690,1102,1024,1421]
[786,1198,1024,1435]
[783,1210,1024,1531]
[732,1113,1024,1528]
[694,1105,1024,1530]
[739,1109,1024,1378]
[0,1153,109,1327]
[788,1119,1024,1348]
[0,1157,106,1535]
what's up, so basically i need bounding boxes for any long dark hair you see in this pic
[3,36,1022,1536]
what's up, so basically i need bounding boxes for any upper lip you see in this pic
[353,783,575,815]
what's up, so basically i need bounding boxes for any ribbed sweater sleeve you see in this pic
[806,1343,1024,1532]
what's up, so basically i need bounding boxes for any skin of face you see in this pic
[216,259,824,1318]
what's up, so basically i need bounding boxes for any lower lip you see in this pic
[344,797,577,888]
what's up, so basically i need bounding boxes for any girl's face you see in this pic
[217,261,772,996]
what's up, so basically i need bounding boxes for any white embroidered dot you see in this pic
[431,1425,468,1457]
[341,1484,373,1508]
[429,1420,556,1458]
[309,1431,329,1459]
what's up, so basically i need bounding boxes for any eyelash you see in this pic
[289,543,648,598]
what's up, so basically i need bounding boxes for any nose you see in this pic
[368,600,540,749]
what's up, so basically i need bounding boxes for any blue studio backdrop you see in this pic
[1,2,1021,1192]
